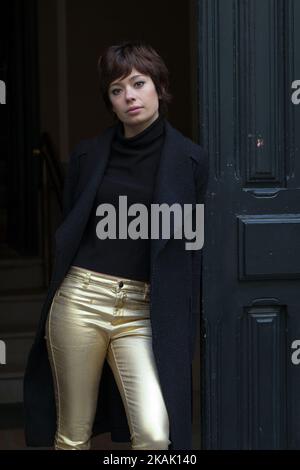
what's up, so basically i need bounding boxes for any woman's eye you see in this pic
[111,81,145,96]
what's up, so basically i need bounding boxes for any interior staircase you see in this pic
[0,244,46,403]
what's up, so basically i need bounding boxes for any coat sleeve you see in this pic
[61,141,86,220]
[189,147,209,362]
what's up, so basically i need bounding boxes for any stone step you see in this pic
[0,257,45,291]
[0,332,35,403]
[0,331,36,371]
[0,365,24,404]
[0,288,45,331]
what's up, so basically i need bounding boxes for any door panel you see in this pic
[198,0,300,449]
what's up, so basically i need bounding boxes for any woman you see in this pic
[23,41,209,451]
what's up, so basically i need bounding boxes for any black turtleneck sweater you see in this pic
[72,113,165,282]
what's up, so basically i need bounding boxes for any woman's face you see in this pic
[108,67,160,138]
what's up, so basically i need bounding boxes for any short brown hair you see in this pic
[97,40,172,117]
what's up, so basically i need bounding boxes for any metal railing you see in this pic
[33,133,64,286]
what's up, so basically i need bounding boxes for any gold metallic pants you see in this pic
[45,265,171,450]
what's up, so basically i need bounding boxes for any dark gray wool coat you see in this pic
[23,118,209,450]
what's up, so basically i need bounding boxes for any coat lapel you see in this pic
[150,120,196,262]
[54,125,115,252]
[55,119,196,268]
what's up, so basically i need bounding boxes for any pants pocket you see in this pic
[56,288,94,304]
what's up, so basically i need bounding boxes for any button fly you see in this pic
[118,281,124,288]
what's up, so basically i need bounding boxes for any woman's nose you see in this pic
[125,87,136,100]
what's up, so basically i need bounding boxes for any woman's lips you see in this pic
[127,107,142,114]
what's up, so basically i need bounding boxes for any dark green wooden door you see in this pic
[198,0,300,449]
